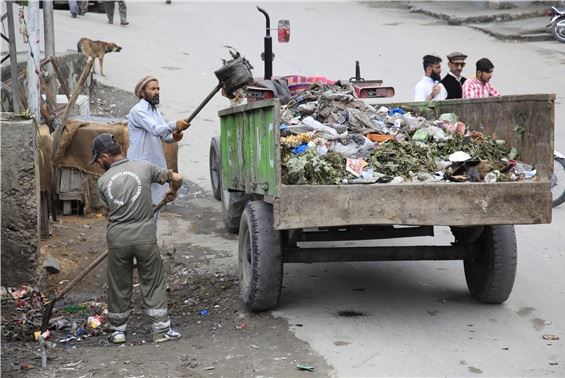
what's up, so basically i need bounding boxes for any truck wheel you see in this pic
[464,225,517,304]
[209,137,221,201]
[238,201,283,311]
[221,190,249,233]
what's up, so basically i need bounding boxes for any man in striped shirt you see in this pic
[462,58,500,99]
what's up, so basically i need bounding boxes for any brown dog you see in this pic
[77,37,122,76]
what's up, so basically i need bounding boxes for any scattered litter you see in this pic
[199,309,209,316]
[236,323,247,330]
[543,334,560,340]
[296,363,315,372]
[203,366,215,371]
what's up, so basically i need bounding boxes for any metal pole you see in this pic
[43,0,56,96]
[6,1,20,112]
[27,0,41,124]
[257,7,272,80]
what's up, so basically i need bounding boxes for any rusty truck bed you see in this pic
[219,94,554,230]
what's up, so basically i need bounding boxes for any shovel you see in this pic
[184,51,253,124]
[40,198,168,333]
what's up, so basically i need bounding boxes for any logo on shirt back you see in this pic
[107,171,142,207]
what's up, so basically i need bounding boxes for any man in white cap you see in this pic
[440,52,468,99]
[127,76,190,211]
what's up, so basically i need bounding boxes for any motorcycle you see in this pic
[547,6,565,43]
[552,151,565,207]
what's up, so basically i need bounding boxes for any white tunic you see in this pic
[127,99,177,205]
[414,76,447,101]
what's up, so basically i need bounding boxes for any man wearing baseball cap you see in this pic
[440,52,468,99]
[91,133,183,344]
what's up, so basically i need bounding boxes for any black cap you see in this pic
[90,133,116,164]
[446,52,468,61]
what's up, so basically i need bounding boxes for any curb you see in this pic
[467,25,554,42]
[409,6,547,25]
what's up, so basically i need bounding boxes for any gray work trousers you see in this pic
[105,1,127,24]
[107,243,171,339]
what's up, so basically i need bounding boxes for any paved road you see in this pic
[10,2,565,376]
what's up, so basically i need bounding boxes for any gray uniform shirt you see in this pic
[98,158,170,248]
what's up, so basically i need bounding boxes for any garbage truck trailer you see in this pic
[210,93,554,312]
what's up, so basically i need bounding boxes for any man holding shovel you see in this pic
[91,133,183,344]
[127,75,190,211]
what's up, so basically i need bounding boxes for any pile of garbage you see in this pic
[1,285,107,344]
[279,82,535,185]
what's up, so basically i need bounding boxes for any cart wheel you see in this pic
[209,137,221,201]
[221,190,249,233]
[238,201,282,311]
[464,225,517,304]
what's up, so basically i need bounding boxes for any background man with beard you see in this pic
[127,75,190,209]
[462,58,500,99]
[91,133,183,344]
[414,54,447,102]
[440,52,468,99]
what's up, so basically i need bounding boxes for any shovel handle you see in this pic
[185,82,223,124]
[55,251,109,301]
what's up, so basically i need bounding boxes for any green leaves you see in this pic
[281,132,512,185]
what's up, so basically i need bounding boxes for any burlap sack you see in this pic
[53,118,178,173]
[52,119,129,176]
[37,125,53,191]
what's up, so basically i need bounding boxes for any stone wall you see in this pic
[1,113,40,286]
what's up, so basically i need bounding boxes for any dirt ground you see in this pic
[1,83,332,377]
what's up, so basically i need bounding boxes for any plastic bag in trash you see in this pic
[439,113,458,124]
[302,116,340,139]
[412,128,430,142]
[292,143,309,155]
[346,158,368,177]
[428,125,449,141]
[388,107,406,116]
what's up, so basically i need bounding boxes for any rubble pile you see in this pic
[1,285,107,344]
[279,82,535,185]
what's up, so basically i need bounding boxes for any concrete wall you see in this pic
[1,113,40,286]
[1,53,90,113]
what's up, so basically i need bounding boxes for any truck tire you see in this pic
[551,156,565,207]
[221,190,249,233]
[464,225,517,304]
[238,201,283,312]
[209,137,221,201]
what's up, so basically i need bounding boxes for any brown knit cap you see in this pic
[134,75,158,99]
